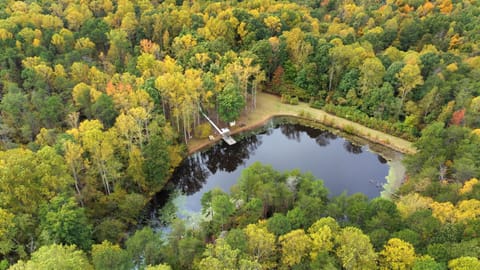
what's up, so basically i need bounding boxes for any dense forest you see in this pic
[0,0,480,269]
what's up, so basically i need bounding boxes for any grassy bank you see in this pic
[187,93,416,155]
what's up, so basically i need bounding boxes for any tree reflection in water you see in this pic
[377,155,387,164]
[343,141,363,154]
[170,154,210,195]
[170,134,262,195]
[202,135,262,174]
[280,124,301,141]
[284,124,338,147]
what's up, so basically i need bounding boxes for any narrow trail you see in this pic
[187,92,416,155]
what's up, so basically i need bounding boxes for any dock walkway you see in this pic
[200,110,236,145]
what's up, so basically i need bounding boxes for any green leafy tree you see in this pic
[126,227,164,269]
[202,188,235,231]
[295,173,329,226]
[361,83,400,120]
[39,196,93,250]
[235,198,263,227]
[217,83,245,123]
[92,240,132,270]
[365,198,403,233]
[413,255,443,270]
[335,227,377,270]
[92,94,118,128]
[403,122,446,179]
[142,131,171,194]
[267,213,292,236]
[177,237,204,270]
[8,244,92,270]
[225,229,248,254]
[286,207,308,229]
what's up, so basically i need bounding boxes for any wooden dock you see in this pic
[222,136,236,145]
[200,111,236,145]
[220,128,236,145]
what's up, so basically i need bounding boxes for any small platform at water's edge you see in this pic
[222,135,236,145]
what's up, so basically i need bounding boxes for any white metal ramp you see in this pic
[200,111,236,145]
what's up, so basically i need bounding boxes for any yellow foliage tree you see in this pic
[244,222,277,269]
[335,227,377,270]
[430,201,456,223]
[263,16,281,35]
[282,27,313,66]
[308,223,335,260]
[379,238,416,270]
[459,178,479,195]
[396,193,433,218]
[279,229,311,267]
[455,199,480,222]
[439,0,453,14]
[448,256,480,270]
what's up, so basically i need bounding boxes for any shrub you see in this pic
[343,124,356,134]
[310,100,325,109]
[194,123,212,139]
[322,104,417,141]
[281,94,291,104]
[289,96,299,105]
[298,110,312,119]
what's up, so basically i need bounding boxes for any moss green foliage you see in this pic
[0,0,479,268]
[194,123,212,139]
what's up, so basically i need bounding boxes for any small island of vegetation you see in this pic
[1,0,480,269]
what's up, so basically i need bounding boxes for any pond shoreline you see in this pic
[187,93,416,155]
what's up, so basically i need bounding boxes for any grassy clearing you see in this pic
[188,92,416,155]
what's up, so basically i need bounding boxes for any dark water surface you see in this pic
[167,122,393,216]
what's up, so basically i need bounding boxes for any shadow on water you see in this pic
[281,123,341,147]
[169,133,263,196]
[377,155,388,164]
[344,140,363,154]
[171,154,210,195]
[202,135,262,174]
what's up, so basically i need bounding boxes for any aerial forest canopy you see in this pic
[0,0,480,269]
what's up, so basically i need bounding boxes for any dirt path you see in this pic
[187,92,416,155]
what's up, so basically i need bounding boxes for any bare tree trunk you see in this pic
[98,160,111,195]
[70,164,84,206]
[329,67,334,91]
[162,98,167,117]
[252,83,257,109]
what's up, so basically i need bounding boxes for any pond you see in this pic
[156,118,404,220]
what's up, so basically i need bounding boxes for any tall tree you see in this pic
[379,238,416,270]
[335,227,377,270]
[126,227,164,269]
[396,63,424,116]
[360,57,386,96]
[92,240,132,270]
[9,244,93,270]
[39,196,92,250]
[217,83,245,123]
[279,229,311,268]
[244,222,277,269]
